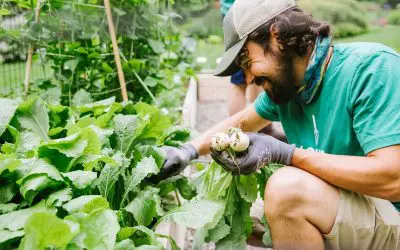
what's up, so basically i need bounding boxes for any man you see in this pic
[219,0,264,116]
[219,0,287,142]
[160,0,400,249]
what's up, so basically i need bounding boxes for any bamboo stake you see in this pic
[24,0,43,95]
[104,0,128,102]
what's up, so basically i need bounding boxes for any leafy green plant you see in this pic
[162,161,284,249]
[388,10,400,25]
[299,0,369,38]
[0,95,209,249]
[2,0,196,114]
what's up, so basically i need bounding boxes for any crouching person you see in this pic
[156,0,400,249]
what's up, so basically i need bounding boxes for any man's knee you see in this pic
[264,167,339,233]
[264,167,313,218]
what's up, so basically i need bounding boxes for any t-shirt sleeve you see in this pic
[253,92,280,121]
[349,52,400,154]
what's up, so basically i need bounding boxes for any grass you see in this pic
[193,39,224,70]
[336,25,400,51]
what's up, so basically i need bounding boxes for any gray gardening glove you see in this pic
[157,143,199,180]
[210,133,295,175]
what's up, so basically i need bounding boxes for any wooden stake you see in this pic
[104,0,128,102]
[24,0,42,95]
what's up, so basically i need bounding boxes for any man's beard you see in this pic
[265,51,298,104]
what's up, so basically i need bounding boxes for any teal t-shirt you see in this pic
[254,42,400,211]
[220,0,235,15]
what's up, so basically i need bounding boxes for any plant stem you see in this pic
[133,70,158,104]
[175,190,181,206]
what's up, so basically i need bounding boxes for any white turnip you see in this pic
[211,132,230,151]
[229,131,250,152]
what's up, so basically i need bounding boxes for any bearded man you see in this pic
[158,0,400,249]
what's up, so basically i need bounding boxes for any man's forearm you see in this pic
[292,147,400,201]
[191,104,269,155]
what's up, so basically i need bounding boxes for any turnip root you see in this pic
[229,131,250,152]
[211,132,231,151]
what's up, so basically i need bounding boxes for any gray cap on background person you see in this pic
[214,0,296,77]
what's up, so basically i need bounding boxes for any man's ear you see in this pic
[270,24,279,38]
[270,24,284,51]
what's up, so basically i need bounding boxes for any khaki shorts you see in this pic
[250,189,400,250]
[324,189,400,250]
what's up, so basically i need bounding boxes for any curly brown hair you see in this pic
[237,7,330,69]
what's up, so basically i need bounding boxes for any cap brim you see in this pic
[214,36,247,77]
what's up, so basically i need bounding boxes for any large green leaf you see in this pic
[120,157,159,207]
[206,218,231,243]
[19,176,63,204]
[17,159,65,204]
[137,145,165,169]
[113,114,149,154]
[236,175,258,203]
[81,128,102,155]
[62,171,97,190]
[194,162,232,200]
[157,175,197,200]
[215,234,247,250]
[39,133,87,158]
[72,89,93,107]
[77,154,117,171]
[38,133,88,172]
[134,102,172,140]
[46,188,73,207]
[63,195,109,214]
[18,132,41,156]
[17,159,63,184]
[96,152,130,199]
[0,202,56,231]
[88,124,114,146]
[19,212,77,250]
[72,208,120,250]
[159,200,224,229]
[176,177,197,200]
[131,225,159,247]
[40,87,61,105]
[76,97,115,114]
[216,196,252,250]
[117,227,137,241]
[17,98,50,142]
[124,187,160,226]
[0,98,20,137]
[95,103,123,128]
[157,125,191,147]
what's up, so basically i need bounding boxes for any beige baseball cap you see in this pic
[214,0,296,76]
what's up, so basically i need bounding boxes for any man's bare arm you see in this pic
[292,145,400,201]
[191,104,269,155]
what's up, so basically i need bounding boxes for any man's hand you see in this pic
[210,133,295,175]
[158,144,199,180]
